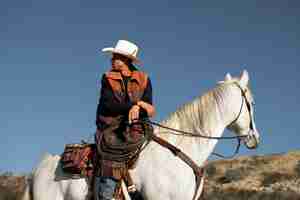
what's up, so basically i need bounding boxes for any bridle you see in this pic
[142,81,257,158]
[229,82,255,131]
[230,82,258,149]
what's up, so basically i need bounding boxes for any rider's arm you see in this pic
[138,78,155,118]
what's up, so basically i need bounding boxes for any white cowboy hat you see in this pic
[102,40,141,64]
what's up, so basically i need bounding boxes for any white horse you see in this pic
[22,70,260,200]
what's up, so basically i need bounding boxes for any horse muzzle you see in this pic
[244,129,260,149]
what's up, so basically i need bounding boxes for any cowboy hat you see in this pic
[102,40,141,64]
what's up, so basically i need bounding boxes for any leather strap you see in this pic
[150,134,204,200]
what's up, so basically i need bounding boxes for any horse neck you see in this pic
[153,83,242,165]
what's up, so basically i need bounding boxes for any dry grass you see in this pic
[0,175,26,200]
[203,150,300,199]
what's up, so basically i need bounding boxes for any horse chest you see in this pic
[131,145,197,200]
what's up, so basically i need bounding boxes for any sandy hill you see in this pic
[203,150,300,200]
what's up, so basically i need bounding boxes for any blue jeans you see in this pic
[94,176,118,200]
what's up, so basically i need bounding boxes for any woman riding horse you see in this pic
[95,40,155,200]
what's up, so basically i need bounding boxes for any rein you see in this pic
[141,82,253,159]
[143,119,243,159]
[142,83,249,140]
[142,119,247,140]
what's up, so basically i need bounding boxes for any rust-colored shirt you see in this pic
[96,71,153,128]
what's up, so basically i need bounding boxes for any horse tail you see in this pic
[21,152,54,200]
[21,177,33,200]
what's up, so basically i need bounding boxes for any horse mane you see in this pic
[158,81,243,138]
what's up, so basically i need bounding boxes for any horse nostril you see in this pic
[245,133,259,149]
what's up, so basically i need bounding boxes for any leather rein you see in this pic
[143,82,254,158]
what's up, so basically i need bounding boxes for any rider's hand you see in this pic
[128,105,140,124]
[137,101,156,118]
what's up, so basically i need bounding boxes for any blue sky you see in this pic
[0,0,299,173]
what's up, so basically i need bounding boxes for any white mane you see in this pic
[157,81,242,140]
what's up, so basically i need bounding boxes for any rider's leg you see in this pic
[94,176,117,200]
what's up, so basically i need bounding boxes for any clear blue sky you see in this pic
[1,0,299,173]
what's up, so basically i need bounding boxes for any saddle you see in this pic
[96,117,150,175]
[95,117,152,199]
[60,117,152,200]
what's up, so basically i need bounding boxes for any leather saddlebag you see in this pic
[61,143,95,177]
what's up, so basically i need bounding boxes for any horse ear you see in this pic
[225,73,232,81]
[239,70,249,89]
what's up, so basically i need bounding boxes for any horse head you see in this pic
[219,70,260,149]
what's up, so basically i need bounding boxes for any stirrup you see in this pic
[128,184,137,193]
